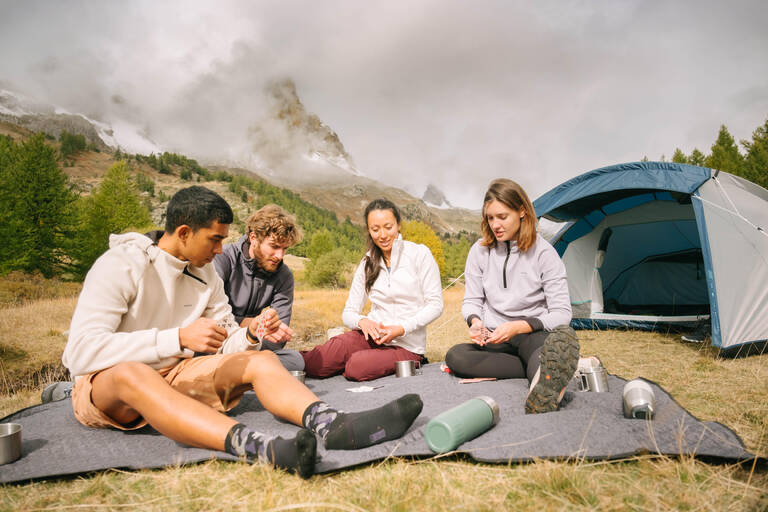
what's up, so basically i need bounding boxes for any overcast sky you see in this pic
[1,1,767,208]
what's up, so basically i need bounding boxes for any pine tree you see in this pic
[689,148,706,167]
[70,161,153,279]
[672,148,688,164]
[741,118,768,189]
[0,134,76,277]
[706,125,745,176]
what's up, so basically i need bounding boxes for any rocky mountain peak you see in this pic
[247,78,357,177]
[422,184,452,208]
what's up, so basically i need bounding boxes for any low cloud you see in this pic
[1,1,766,207]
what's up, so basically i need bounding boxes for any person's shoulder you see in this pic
[221,234,247,258]
[88,233,153,280]
[467,239,488,257]
[531,233,557,254]
[275,261,295,280]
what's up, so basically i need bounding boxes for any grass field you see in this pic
[1,279,767,511]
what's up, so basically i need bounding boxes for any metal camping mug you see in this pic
[0,423,22,465]
[395,360,422,378]
[577,366,610,392]
[623,379,656,419]
[289,370,306,383]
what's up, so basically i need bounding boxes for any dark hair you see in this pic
[363,199,401,293]
[165,186,234,233]
[480,179,537,252]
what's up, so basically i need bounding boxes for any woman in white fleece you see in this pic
[302,199,444,381]
[445,179,580,414]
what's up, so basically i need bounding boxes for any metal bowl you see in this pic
[0,423,22,465]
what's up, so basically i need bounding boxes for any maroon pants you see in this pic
[301,330,423,381]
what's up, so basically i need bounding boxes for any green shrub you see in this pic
[59,130,87,158]
[306,248,350,288]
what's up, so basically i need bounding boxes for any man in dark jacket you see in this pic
[214,204,304,371]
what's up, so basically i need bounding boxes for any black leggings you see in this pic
[445,330,550,382]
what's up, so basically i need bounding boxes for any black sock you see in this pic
[224,423,316,479]
[303,394,423,450]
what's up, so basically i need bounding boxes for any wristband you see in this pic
[246,327,261,343]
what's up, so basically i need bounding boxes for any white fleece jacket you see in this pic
[342,238,444,355]
[63,233,256,378]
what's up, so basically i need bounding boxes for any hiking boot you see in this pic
[525,326,580,414]
[41,381,73,403]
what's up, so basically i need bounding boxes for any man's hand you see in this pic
[179,318,227,354]
[376,324,405,345]
[248,307,281,342]
[263,322,294,343]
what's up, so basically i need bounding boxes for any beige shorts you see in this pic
[72,354,246,431]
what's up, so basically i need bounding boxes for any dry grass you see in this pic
[1,284,767,510]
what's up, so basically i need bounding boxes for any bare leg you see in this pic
[90,362,236,450]
[213,351,318,425]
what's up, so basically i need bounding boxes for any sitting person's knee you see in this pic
[344,352,379,381]
[445,344,469,371]
[110,361,158,387]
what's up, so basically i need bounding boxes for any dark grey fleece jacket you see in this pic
[213,234,295,327]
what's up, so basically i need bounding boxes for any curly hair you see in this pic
[246,204,303,246]
[480,179,537,252]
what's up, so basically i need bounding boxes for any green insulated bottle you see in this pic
[425,396,500,453]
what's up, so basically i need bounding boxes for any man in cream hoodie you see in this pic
[62,186,423,478]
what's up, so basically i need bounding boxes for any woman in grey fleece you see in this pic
[445,179,580,414]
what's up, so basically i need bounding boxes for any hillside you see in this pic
[0,84,480,236]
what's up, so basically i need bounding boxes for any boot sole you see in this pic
[525,326,580,414]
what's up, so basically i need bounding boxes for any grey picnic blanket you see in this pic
[0,364,755,483]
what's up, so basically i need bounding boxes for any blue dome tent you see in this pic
[533,161,768,355]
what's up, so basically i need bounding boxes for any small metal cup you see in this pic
[577,366,610,392]
[0,423,22,465]
[395,360,422,378]
[289,370,306,383]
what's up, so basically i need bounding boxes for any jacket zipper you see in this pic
[502,240,510,288]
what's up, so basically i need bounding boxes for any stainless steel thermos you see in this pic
[622,379,656,419]
[425,396,500,453]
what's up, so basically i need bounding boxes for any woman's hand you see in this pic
[358,318,383,342]
[376,324,405,345]
[485,320,531,344]
[468,319,490,346]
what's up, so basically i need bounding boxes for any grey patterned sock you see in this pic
[224,423,317,478]
[224,423,270,461]
[301,401,340,441]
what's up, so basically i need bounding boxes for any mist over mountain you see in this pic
[0,82,479,234]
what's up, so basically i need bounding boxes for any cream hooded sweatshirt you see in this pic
[63,232,255,378]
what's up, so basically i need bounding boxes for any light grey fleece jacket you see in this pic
[63,233,257,378]
[462,234,571,332]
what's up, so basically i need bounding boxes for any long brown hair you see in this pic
[480,179,537,252]
[363,199,401,293]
